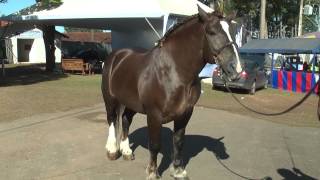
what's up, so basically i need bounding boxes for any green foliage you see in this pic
[303,16,318,33]
[37,0,62,8]
[219,0,318,37]
[0,0,7,3]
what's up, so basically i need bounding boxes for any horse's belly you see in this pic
[119,96,145,113]
[111,81,144,113]
[162,83,201,123]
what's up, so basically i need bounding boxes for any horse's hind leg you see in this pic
[120,107,136,160]
[170,108,193,180]
[104,99,121,160]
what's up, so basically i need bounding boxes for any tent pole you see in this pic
[312,54,316,74]
[162,15,169,36]
[271,53,274,88]
[144,17,162,40]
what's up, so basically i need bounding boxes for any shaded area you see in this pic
[277,168,318,180]
[0,64,68,87]
[129,127,229,175]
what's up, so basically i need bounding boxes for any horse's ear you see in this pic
[198,4,209,22]
[225,11,237,22]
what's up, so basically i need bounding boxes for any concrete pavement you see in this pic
[0,104,319,180]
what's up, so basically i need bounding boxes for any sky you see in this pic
[0,0,65,32]
[0,0,35,15]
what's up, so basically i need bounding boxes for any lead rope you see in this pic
[215,75,318,180]
[204,30,271,180]
[215,154,271,180]
[221,75,319,117]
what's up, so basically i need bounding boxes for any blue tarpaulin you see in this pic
[199,63,217,78]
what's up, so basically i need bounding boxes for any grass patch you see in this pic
[0,64,319,128]
[198,83,320,128]
[0,65,103,122]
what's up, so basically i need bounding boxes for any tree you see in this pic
[260,0,268,39]
[36,0,62,72]
[298,0,304,36]
[36,0,62,8]
[302,0,320,33]
[0,0,7,3]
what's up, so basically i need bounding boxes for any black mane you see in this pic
[157,11,224,46]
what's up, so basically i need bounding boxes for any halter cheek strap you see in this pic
[204,32,237,73]
[211,41,236,62]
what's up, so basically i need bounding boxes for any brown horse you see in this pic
[101,6,242,180]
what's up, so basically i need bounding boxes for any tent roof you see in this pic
[0,0,212,38]
[6,0,212,20]
[239,38,320,54]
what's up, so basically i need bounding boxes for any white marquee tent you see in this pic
[2,0,213,49]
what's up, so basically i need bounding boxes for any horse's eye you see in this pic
[207,31,216,35]
[206,27,216,35]
[206,24,217,35]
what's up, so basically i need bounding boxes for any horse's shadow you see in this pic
[129,127,229,175]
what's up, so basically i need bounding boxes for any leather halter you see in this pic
[202,20,236,62]
[203,26,241,81]
[204,31,237,67]
[211,41,236,61]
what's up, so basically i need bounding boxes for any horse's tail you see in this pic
[101,51,123,141]
[101,51,117,98]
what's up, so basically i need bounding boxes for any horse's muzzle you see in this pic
[225,62,241,81]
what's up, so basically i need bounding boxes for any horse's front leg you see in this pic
[146,112,162,180]
[171,108,193,180]
[120,108,136,160]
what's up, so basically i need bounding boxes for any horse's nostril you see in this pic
[229,62,236,71]
[232,62,236,69]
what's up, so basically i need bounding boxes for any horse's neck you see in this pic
[165,21,206,82]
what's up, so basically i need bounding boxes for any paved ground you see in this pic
[0,104,319,180]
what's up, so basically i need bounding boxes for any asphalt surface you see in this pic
[0,104,319,180]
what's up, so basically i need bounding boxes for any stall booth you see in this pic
[240,38,320,93]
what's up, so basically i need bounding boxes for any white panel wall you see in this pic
[111,18,163,50]
[10,36,18,64]
[10,37,61,64]
[28,38,45,63]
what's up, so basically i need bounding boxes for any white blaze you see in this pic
[220,21,242,73]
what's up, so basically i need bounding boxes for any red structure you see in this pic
[272,70,318,93]
[240,38,320,94]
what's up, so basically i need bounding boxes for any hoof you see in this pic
[146,172,161,180]
[122,153,135,161]
[170,166,188,180]
[106,151,120,160]
[146,166,161,180]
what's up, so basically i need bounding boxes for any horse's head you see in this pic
[198,6,242,81]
